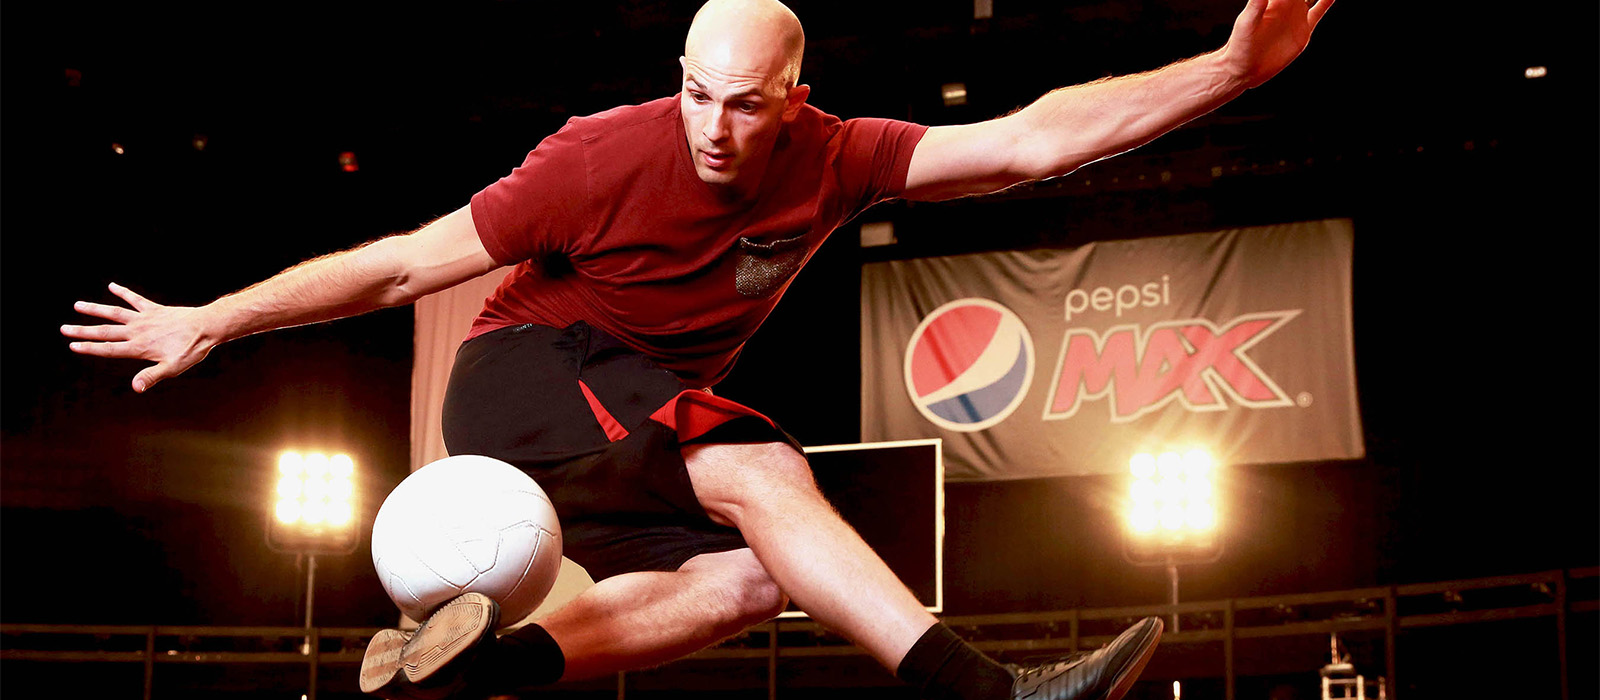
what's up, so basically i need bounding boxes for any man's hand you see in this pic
[63,282,217,393]
[62,205,499,394]
[1221,0,1336,89]
[903,0,1337,202]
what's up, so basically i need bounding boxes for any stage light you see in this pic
[1124,447,1222,563]
[268,450,360,555]
[1158,475,1183,500]
[305,475,328,500]
[329,501,354,527]
[941,83,968,107]
[1126,448,1223,636]
[1132,478,1156,505]
[1131,452,1156,479]
[1160,505,1185,531]
[331,474,354,501]
[1131,505,1158,533]
[111,143,125,155]
[1157,451,1182,477]
[1525,66,1547,79]
[859,221,897,248]
[339,151,359,172]
[267,450,362,655]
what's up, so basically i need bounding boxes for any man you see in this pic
[62,0,1334,698]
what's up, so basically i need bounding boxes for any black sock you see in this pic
[896,622,1015,700]
[476,622,566,690]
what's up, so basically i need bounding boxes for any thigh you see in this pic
[682,441,823,529]
[441,322,768,583]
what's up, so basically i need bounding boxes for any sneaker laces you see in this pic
[1011,650,1093,682]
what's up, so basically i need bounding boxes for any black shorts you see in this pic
[441,321,799,582]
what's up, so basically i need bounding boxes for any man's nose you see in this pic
[703,105,730,143]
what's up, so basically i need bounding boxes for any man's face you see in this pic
[679,55,806,190]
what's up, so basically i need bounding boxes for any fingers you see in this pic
[66,338,171,392]
[1308,0,1335,27]
[132,365,169,393]
[107,282,156,312]
[72,300,136,323]
[1233,0,1267,36]
[61,323,131,342]
[66,339,141,359]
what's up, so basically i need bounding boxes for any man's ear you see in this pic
[781,84,811,122]
[678,56,688,82]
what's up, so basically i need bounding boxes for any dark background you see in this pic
[2,0,1595,686]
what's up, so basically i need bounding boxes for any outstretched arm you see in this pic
[62,204,500,392]
[902,0,1335,202]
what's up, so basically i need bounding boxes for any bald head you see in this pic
[685,0,805,93]
[678,0,811,192]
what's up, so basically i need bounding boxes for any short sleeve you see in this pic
[834,118,929,218]
[470,125,591,266]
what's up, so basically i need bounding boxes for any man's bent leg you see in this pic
[683,441,949,669]
[366,549,786,697]
[681,441,1162,700]
[525,547,787,681]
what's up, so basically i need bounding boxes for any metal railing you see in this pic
[3,567,1594,699]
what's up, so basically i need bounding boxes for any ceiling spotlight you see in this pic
[1524,66,1547,79]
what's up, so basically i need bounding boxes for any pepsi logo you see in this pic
[903,298,1035,432]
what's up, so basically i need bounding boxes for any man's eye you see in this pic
[738,103,758,112]
[689,92,709,103]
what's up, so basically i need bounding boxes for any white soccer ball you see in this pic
[371,455,563,626]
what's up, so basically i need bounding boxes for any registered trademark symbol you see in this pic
[1296,392,1313,407]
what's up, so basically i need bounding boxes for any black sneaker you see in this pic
[359,593,501,699]
[1011,617,1163,700]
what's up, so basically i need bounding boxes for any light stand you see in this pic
[1166,556,1180,633]
[1123,449,1224,698]
[267,451,362,695]
[301,553,318,655]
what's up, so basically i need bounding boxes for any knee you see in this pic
[685,550,789,625]
[728,562,788,623]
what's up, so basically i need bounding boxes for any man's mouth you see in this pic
[701,150,733,170]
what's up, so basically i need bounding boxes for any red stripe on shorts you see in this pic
[578,379,631,442]
[648,390,778,443]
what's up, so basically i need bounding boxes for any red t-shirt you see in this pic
[468,95,927,387]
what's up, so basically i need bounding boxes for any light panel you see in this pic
[269,450,360,553]
[1126,448,1221,555]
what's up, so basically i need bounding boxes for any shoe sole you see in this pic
[359,593,499,695]
[359,629,412,694]
[1102,617,1163,700]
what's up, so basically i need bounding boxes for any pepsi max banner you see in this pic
[861,219,1362,481]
